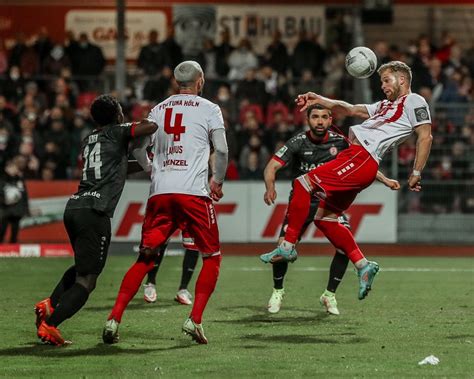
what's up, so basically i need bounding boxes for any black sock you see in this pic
[47,283,89,327]
[273,261,288,289]
[179,249,199,290]
[327,251,350,293]
[50,266,77,307]
[146,245,166,284]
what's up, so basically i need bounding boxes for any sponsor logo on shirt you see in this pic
[329,146,338,156]
[275,145,288,158]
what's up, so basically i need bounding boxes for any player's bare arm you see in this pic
[263,158,284,205]
[408,123,433,192]
[209,128,228,202]
[376,171,401,190]
[295,92,369,119]
[133,120,158,137]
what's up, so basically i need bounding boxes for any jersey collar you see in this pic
[306,130,329,144]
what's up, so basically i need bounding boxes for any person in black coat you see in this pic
[0,155,29,243]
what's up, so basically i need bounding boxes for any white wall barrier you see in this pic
[112,181,397,243]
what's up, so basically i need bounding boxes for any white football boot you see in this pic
[143,283,157,303]
[175,289,193,305]
[267,288,285,314]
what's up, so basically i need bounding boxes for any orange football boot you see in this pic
[34,298,54,328]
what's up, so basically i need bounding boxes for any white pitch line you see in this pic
[235,267,474,273]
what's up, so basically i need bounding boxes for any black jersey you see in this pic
[65,123,134,217]
[273,130,349,178]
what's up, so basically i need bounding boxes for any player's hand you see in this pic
[210,179,224,202]
[408,174,422,192]
[383,178,401,190]
[295,92,319,112]
[264,188,277,205]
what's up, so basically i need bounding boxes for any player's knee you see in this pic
[138,247,158,264]
[76,274,98,293]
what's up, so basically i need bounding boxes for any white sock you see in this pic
[280,240,294,252]
[355,258,368,269]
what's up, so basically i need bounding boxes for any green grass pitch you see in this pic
[0,255,473,378]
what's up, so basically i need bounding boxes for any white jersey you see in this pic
[349,93,431,163]
[147,94,225,198]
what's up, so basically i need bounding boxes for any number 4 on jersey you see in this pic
[164,108,186,141]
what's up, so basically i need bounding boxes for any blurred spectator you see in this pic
[235,68,267,106]
[240,151,264,180]
[71,33,105,89]
[8,33,27,68]
[227,38,258,81]
[19,44,40,78]
[0,38,8,75]
[34,27,53,70]
[162,25,183,70]
[322,43,345,97]
[137,30,171,76]
[43,44,71,76]
[239,134,270,172]
[0,123,17,171]
[215,28,234,77]
[1,66,25,102]
[143,66,173,102]
[292,30,318,78]
[214,84,238,124]
[264,30,289,76]
[0,155,29,243]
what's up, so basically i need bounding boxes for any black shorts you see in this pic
[278,195,351,240]
[63,208,111,275]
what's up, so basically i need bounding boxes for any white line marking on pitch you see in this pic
[235,267,474,273]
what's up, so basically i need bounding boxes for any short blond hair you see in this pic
[378,61,412,85]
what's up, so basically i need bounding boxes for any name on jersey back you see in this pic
[158,99,200,110]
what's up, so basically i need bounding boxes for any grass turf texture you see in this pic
[0,256,472,378]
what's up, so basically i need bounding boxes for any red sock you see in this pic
[108,259,155,322]
[314,219,365,264]
[285,179,312,244]
[190,254,221,324]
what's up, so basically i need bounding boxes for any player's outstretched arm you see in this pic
[376,171,401,190]
[133,120,158,137]
[295,92,369,119]
[408,123,433,192]
[263,159,284,205]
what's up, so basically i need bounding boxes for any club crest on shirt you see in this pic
[275,145,288,158]
[329,146,338,156]
[414,106,429,122]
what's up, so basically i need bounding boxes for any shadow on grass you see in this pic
[85,299,178,313]
[215,310,331,325]
[0,342,192,357]
[240,334,370,345]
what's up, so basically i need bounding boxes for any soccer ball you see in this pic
[345,46,377,79]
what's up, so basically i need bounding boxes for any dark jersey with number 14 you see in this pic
[273,130,349,178]
[65,123,135,217]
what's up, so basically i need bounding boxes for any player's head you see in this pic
[174,61,205,95]
[90,94,124,126]
[306,104,332,138]
[377,61,412,101]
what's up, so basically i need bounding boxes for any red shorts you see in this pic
[141,194,220,254]
[303,144,378,213]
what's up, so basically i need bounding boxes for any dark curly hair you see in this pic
[306,103,331,118]
[90,94,121,126]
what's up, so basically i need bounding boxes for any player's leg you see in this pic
[260,177,311,263]
[38,208,111,345]
[320,214,350,315]
[178,195,221,344]
[104,194,177,343]
[175,231,199,305]
[143,243,167,303]
[315,206,379,300]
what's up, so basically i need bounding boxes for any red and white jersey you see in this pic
[147,94,224,198]
[349,93,431,163]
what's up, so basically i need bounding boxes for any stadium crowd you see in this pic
[0,26,473,213]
